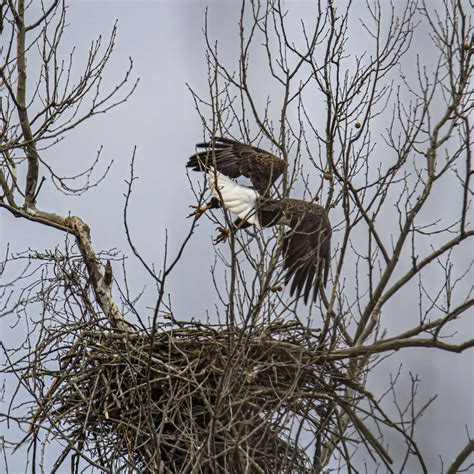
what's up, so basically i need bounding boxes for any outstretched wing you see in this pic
[187,137,286,195]
[281,202,331,304]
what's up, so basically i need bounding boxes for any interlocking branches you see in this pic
[0,0,137,330]
[0,0,138,202]
[5,302,416,473]
[1,0,473,472]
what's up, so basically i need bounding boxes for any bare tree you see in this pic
[1,0,472,473]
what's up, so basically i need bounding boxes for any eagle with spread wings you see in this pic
[187,137,331,304]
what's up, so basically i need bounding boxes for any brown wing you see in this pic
[187,137,286,195]
[281,202,331,304]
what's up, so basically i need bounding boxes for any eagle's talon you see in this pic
[188,204,211,219]
[214,227,230,244]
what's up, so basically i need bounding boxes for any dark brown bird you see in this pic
[187,138,331,304]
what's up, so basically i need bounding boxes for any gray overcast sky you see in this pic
[1,1,473,472]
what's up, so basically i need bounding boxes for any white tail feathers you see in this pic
[207,168,260,226]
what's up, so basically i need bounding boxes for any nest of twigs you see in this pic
[30,320,350,472]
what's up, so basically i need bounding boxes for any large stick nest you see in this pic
[29,320,352,472]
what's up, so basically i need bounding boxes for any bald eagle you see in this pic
[187,137,331,304]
